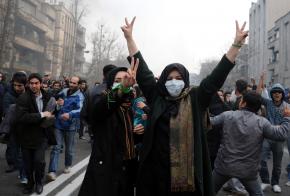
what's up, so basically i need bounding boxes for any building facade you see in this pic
[248,0,267,80]
[248,0,290,85]
[0,0,86,78]
[267,11,290,87]
[13,0,56,74]
[50,1,86,78]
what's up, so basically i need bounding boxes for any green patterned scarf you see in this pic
[169,88,195,192]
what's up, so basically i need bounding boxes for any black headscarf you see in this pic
[106,67,128,88]
[157,63,190,97]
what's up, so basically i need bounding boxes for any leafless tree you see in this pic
[0,0,16,71]
[88,23,127,83]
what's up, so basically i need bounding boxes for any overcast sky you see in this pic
[81,0,256,75]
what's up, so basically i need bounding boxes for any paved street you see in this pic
[1,135,290,196]
[0,133,91,196]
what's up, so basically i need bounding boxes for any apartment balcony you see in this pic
[17,8,54,40]
[14,36,45,53]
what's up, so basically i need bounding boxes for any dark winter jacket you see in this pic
[81,82,107,127]
[0,104,16,135]
[2,85,20,115]
[15,89,52,149]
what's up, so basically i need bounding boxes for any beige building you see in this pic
[12,0,56,73]
[0,0,86,78]
[266,0,290,31]
[50,1,86,78]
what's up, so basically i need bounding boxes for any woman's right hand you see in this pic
[121,17,136,40]
[122,57,139,88]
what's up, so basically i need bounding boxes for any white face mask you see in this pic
[165,79,185,97]
[112,82,121,90]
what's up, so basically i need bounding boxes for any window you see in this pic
[274,29,279,39]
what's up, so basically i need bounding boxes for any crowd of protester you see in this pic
[0,17,290,196]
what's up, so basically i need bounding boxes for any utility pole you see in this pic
[70,0,85,76]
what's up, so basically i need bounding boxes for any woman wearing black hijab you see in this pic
[121,17,248,196]
[78,66,143,196]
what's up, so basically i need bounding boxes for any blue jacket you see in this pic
[262,83,290,125]
[55,88,84,131]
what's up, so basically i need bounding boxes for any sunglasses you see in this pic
[272,91,283,94]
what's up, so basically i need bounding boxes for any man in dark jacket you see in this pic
[223,79,248,195]
[2,72,27,184]
[15,73,53,194]
[80,64,116,143]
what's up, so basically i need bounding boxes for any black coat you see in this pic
[15,89,52,149]
[130,51,235,196]
[78,89,135,196]
[81,82,107,127]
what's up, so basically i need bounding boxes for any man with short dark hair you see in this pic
[223,79,248,195]
[210,91,290,195]
[2,72,27,182]
[51,81,62,97]
[81,64,116,143]
[257,79,290,193]
[15,73,55,194]
[43,72,51,86]
[47,76,84,181]
[233,79,248,110]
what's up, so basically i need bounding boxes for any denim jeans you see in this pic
[48,129,76,172]
[259,139,284,185]
[213,170,264,196]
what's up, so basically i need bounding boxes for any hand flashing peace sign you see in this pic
[121,17,136,40]
[234,21,249,45]
[122,56,139,88]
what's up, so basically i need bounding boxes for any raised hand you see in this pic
[122,57,139,88]
[234,21,248,45]
[121,17,136,40]
[226,21,249,63]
